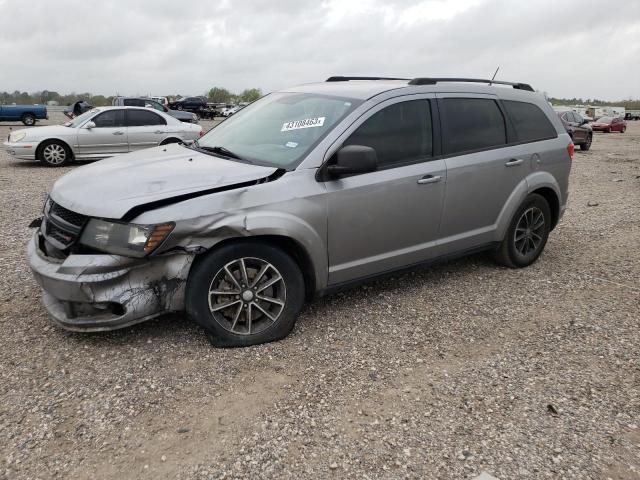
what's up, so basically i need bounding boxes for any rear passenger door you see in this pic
[436,95,530,253]
[325,96,446,284]
[125,109,168,151]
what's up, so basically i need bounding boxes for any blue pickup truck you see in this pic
[0,104,48,126]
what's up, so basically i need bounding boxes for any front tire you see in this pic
[580,134,592,151]
[186,241,305,347]
[621,126,626,133]
[493,193,551,268]
[38,140,71,167]
[22,113,36,126]
[177,105,183,111]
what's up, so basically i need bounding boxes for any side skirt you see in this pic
[317,242,499,298]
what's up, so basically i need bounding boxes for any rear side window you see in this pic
[503,100,557,143]
[92,110,125,128]
[344,100,432,168]
[441,98,506,154]
[126,109,166,126]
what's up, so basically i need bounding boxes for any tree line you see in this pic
[0,87,263,106]
[3,89,638,110]
[548,97,640,109]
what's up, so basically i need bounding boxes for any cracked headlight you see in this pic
[80,219,174,257]
[10,132,27,142]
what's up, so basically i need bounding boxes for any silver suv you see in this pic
[28,77,572,347]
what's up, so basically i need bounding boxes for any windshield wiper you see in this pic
[193,144,254,164]
[199,145,243,160]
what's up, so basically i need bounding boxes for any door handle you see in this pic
[505,158,524,167]
[154,130,163,134]
[113,131,124,135]
[417,174,442,185]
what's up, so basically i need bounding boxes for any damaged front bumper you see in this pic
[27,233,194,332]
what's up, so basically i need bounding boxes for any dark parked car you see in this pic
[591,116,627,133]
[557,110,592,151]
[112,97,198,123]
[167,96,208,113]
[624,111,640,121]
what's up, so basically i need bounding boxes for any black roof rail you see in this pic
[408,77,535,92]
[326,76,409,82]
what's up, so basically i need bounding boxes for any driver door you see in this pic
[324,97,446,285]
[76,109,128,158]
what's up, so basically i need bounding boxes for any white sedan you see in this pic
[3,106,203,167]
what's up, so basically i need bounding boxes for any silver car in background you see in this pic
[3,106,203,167]
[27,77,572,347]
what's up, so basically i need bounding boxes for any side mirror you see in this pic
[327,145,377,178]
[84,121,96,129]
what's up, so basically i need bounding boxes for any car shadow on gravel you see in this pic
[54,252,498,349]
[60,313,207,346]
[6,160,82,169]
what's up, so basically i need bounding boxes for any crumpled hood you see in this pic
[50,143,278,219]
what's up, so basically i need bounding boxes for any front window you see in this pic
[197,92,361,168]
[63,109,99,127]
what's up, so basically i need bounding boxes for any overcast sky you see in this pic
[1,0,638,100]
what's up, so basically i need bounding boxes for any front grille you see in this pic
[46,221,76,244]
[41,199,88,251]
[49,202,87,228]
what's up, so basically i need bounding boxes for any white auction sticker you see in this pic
[281,117,325,132]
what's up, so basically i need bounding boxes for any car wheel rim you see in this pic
[208,257,286,336]
[514,207,545,256]
[25,117,34,125]
[43,144,66,164]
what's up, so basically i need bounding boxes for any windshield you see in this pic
[197,92,361,168]
[64,109,98,127]
[596,116,612,123]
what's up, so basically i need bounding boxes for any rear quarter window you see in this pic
[503,100,557,143]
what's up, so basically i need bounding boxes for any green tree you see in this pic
[208,87,232,103]
[239,88,262,103]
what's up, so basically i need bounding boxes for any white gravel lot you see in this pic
[0,113,638,480]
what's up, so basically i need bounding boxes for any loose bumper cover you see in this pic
[27,233,194,331]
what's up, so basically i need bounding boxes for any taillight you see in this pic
[199,130,204,137]
[567,142,574,160]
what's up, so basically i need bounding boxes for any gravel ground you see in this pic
[0,113,638,480]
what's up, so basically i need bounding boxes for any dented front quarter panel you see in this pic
[133,169,329,291]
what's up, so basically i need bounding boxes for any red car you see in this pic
[591,116,627,133]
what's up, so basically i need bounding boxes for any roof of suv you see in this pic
[284,77,539,101]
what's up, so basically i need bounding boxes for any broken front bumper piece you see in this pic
[27,233,194,332]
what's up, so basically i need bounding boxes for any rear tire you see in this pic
[580,134,592,151]
[492,193,551,268]
[22,113,36,126]
[186,241,305,347]
[160,137,181,145]
[177,105,183,111]
[621,126,626,133]
[38,140,71,167]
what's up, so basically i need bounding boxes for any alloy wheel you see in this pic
[42,144,67,165]
[514,207,545,256]
[208,257,286,335]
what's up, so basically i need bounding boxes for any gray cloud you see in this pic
[0,0,638,100]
